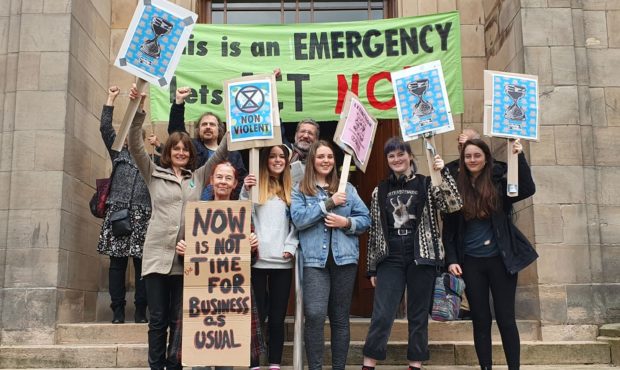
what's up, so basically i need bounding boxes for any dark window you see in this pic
[198,0,388,24]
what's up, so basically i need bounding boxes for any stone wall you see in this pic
[64,0,113,324]
[0,0,72,345]
[525,0,620,330]
[397,0,541,319]
[0,0,112,345]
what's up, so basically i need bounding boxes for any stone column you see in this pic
[0,0,113,345]
[0,0,70,345]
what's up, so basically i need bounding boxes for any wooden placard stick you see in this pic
[293,253,304,369]
[112,78,148,152]
[507,139,519,197]
[423,133,442,186]
[249,148,260,203]
[338,153,352,193]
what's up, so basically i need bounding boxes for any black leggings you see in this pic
[462,255,520,369]
[251,268,293,366]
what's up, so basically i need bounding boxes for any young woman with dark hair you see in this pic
[443,138,537,370]
[362,136,462,370]
[291,140,371,370]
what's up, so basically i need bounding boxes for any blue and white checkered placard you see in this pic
[115,0,196,87]
[392,60,454,141]
[490,74,538,140]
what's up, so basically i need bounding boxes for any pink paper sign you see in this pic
[339,98,375,166]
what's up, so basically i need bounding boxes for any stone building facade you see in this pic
[0,0,618,345]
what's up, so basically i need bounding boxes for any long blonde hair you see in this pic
[300,140,339,196]
[259,145,292,205]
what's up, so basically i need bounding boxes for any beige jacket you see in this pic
[128,111,228,277]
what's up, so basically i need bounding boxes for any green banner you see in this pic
[149,11,463,123]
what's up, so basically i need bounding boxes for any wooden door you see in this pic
[284,119,401,317]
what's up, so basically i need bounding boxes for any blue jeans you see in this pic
[363,234,435,362]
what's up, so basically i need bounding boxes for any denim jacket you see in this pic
[291,183,370,268]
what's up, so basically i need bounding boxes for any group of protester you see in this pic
[96,82,536,370]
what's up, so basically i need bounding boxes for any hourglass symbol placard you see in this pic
[391,60,454,142]
[485,71,539,141]
[115,0,197,87]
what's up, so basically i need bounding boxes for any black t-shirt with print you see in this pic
[385,175,424,232]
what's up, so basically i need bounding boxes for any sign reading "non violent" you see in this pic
[149,11,462,122]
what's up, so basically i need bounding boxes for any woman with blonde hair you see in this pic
[241,144,298,370]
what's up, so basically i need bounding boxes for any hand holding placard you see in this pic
[112,0,197,152]
[483,70,539,197]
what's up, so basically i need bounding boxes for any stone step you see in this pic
[599,323,620,337]
[1,367,618,370]
[0,341,610,368]
[57,319,542,345]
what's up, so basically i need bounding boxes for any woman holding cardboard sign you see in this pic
[241,144,298,370]
[175,161,263,370]
[443,138,537,370]
[291,140,370,370]
[127,84,229,370]
[362,136,462,370]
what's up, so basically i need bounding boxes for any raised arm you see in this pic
[100,86,120,156]
[127,85,153,185]
[168,87,191,135]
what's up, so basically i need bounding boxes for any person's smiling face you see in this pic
[211,164,237,200]
[170,141,189,169]
[463,143,487,177]
[386,149,413,176]
[313,145,335,178]
[268,146,287,176]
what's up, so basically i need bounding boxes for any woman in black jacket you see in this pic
[443,138,537,370]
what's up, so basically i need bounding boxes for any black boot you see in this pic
[480,366,492,370]
[135,305,148,323]
[112,304,125,324]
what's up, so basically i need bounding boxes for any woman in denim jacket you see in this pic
[291,140,371,370]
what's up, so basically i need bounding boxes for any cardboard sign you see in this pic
[484,70,539,141]
[224,74,282,151]
[392,60,454,141]
[183,201,252,367]
[333,91,378,173]
[114,0,197,87]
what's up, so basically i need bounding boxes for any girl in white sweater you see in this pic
[241,145,298,370]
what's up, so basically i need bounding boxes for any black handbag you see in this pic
[109,171,137,237]
[110,208,132,237]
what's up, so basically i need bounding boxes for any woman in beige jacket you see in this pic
[127,86,228,370]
